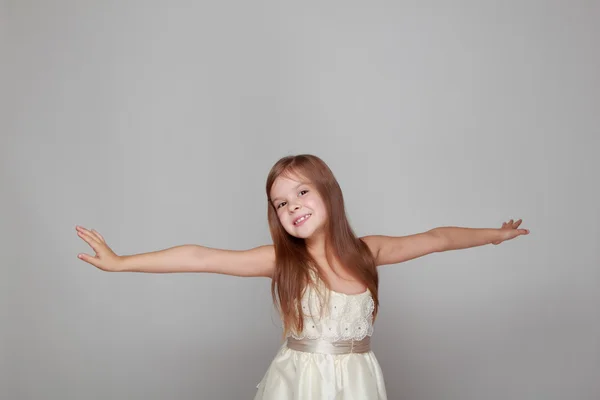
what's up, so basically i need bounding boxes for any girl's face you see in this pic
[270,175,328,239]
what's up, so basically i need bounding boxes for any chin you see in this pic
[295,225,326,240]
[287,229,311,239]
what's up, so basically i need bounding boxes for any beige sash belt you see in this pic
[286,336,371,354]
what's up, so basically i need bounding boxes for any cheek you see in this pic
[277,212,289,225]
[312,200,326,215]
[318,206,329,222]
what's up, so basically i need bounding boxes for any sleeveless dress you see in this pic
[254,277,388,399]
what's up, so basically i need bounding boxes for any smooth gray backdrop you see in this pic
[3,1,599,399]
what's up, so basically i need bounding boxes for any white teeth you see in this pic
[294,214,311,225]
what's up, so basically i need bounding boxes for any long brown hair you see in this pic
[265,154,379,337]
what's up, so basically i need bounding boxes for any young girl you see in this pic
[76,154,529,399]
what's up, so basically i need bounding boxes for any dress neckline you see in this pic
[309,269,370,297]
[329,287,370,296]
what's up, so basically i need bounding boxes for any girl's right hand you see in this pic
[76,226,122,271]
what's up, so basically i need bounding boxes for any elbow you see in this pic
[430,228,450,252]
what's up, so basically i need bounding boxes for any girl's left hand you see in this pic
[492,219,530,245]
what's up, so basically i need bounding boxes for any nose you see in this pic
[288,202,301,213]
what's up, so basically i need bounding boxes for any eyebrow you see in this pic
[271,182,306,203]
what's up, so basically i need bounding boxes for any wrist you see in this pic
[492,228,506,245]
[113,255,127,272]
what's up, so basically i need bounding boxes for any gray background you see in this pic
[2,1,599,399]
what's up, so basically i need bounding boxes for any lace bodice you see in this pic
[287,279,375,342]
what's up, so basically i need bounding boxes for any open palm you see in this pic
[76,226,121,271]
[492,218,530,245]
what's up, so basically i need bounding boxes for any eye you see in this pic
[275,190,308,210]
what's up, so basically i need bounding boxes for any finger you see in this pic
[88,229,101,241]
[502,222,507,228]
[91,229,105,243]
[514,219,522,228]
[94,230,105,242]
[77,229,99,244]
[77,226,97,239]
[508,219,514,226]
[77,253,98,266]
[77,230,101,253]
[506,231,519,240]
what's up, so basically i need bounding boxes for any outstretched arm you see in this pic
[75,226,275,277]
[434,219,530,250]
[361,219,530,267]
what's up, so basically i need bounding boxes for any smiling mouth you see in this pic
[294,214,312,225]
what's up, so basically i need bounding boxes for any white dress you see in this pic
[254,278,388,399]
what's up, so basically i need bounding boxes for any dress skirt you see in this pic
[254,343,387,400]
